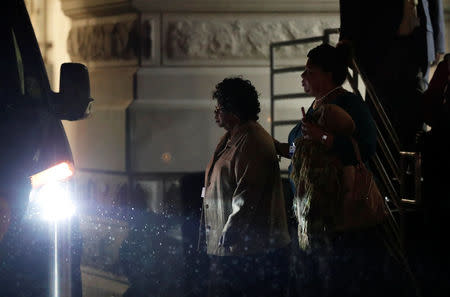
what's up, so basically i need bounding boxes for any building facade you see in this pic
[26,1,450,296]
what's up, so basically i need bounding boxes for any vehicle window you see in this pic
[0,26,23,101]
[10,6,49,105]
[12,30,25,96]
[1,7,48,106]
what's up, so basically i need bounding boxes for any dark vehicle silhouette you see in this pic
[0,1,93,297]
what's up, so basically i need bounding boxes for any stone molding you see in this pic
[61,0,136,19]
[132,0,339,13]
[61,0,339,19]
[67,14,140,63]
[163,14,339,65]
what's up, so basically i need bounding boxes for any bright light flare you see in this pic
[31,162,74,188]
[28,163,75,297]
[29,182,75,221]
[28,162,76,221]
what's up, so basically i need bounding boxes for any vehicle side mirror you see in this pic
[50,63,94,121]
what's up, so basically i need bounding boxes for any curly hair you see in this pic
[212,77,261,121]
[307,43,349,86]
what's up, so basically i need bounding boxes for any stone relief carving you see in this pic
[67,19,140,62]
[166,17,339,62]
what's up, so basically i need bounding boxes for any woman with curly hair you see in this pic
[202,77,291,297]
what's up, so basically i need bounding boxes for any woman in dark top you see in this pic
[274,44,414,297]
[275,43,376,195]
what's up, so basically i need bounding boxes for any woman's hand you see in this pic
[302,120,333,147]
[301,120,323,141]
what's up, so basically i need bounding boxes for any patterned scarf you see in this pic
[291,138,343,250]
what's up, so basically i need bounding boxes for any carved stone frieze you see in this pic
[67,18,140,63]
[164,15,339,65]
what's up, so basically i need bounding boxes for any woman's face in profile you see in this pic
[301,59,331,98]
[214,104,235,130]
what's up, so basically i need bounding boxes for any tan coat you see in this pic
[203,121,290,256]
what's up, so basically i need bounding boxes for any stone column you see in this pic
[61,6,141,213]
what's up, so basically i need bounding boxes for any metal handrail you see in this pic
[372,154,400,203]
[347,59,403,208]
[273,66,305,74]
[272,120,302,126]
[347,57,422,207]
[350,59,402,151]
[273,93,311,100]
[346,61,402,181]
[375,123,401,179]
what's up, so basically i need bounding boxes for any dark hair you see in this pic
[212,77,261,121]
[307,43,349,86]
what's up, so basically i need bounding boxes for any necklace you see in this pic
[313,86,342,109]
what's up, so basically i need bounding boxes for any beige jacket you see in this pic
[203,121,290,256]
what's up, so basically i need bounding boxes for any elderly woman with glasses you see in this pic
[201,76,291,297]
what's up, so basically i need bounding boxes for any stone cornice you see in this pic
[132,0,339,13]
[61,0,339,19]
[61,0,136,19]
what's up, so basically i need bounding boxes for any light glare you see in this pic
[30,182,75,221]
[31,162,74,188]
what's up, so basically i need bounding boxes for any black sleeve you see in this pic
[332,93,377,166]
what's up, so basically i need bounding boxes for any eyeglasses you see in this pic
[214,106,227,114]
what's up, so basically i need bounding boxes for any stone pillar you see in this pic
[61,9,141,213]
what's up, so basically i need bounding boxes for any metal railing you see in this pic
[347,57,423,209]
